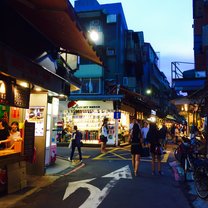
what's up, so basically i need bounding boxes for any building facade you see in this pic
[60,0,174,146]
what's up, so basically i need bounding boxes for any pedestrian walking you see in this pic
[159,122,168,149]
[69,125,83,162]
[100,118,109,153]
[147,122,163,175]
[174,124,180,144]
[170,123,175,143]
[128,118,143,176]
[141,121,149,147]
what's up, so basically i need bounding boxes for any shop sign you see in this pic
[76,101,114,110]
[13,84,30,108]
[0,74,30,108]
[114,111,121,119]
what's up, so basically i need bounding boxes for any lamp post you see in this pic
[115,84,120,147]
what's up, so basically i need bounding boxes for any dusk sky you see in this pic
[70,0,194,83]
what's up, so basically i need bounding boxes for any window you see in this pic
[71,78,101,94]
[107,14,117,23]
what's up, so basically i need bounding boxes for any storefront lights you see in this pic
[19,81,29,88]
[0,80,6,93]
[184,104,188,112]
[35,87,42,92]
[147,116,156,123]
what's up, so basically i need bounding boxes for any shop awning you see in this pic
[9,0,102,65]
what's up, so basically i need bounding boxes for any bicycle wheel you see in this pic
[194,166,208,199]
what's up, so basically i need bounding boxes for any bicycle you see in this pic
[174,136,202,181]
[174,138,188,163]
[194,157,208,199]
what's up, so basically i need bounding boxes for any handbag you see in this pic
[68,134,76,149]
[68,140,72,149]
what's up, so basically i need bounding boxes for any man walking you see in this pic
[69,125,83,162]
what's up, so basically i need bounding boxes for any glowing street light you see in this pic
[146,89,152,95]
[89,30,99,42]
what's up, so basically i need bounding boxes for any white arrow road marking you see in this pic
[62,178,97,201]
[63,165,132,208]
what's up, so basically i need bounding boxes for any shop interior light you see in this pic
[19,81,29,88]
[0,80,6,93]
[147,116,156,123]
[184,104,188,112]
[35,87,42,92]
[59,94,65,97]
[48,91,59,97]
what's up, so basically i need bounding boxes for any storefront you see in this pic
[0,73,35,195]
[59,100,131,145]
[0,0,103,196]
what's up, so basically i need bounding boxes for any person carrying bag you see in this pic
[68,126,83,163]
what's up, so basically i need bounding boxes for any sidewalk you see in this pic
[0,157,82,208]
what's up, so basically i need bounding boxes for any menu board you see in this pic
[0,74,30,108]
[13,85,30,108]
[23,122,35,163]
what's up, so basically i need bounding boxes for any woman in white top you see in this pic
[9,121,22,146]
[100,118,109,153]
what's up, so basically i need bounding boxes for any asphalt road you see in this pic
[8,145,203,208]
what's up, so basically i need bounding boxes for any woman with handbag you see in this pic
[100,118,109,153]
[146,122,163,175]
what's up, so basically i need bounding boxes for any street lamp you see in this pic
[89,30,99,43]
[146,89,152,95]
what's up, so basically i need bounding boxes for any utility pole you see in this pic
[115,84,120,147]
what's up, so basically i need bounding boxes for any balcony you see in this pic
[171,62,206,93]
